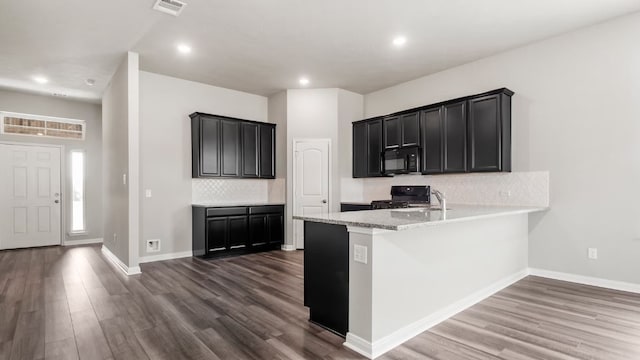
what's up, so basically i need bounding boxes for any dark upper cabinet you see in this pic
[352,88,512,177]
[259,124,276,178]
[242,123,259,178]
[352,122,367,178]
[383,116,401,149]
[221,120,241,177]
[352,117,387,177]
[420,102,467,174]
[421,107,444,174]
[443,101,467,173]
[383,112,419,149]
[367,118,384,176]
[191,113,277,179]
[192,115,220,177]
[400,112,420,147]
[468,91,512,172]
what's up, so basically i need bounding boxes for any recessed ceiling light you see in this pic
[177,44,192,54]
[392,36,407,47]
[299,77,310,86]
[33,76,48,84]
[85,78,96,86]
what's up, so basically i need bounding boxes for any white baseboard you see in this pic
[344,268,529,359]
[63,238,103,246]
[529,268,640,294]
[281,244,296,251]
[101,245,141,276]
[139,251,192,264]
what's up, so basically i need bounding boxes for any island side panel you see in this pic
[303,221,349,336]
[371,214,528,342]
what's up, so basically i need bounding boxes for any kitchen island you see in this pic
[295,205,547,359]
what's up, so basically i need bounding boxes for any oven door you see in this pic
[383,149,408,174]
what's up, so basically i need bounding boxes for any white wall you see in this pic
[268,91,287,204]
[138,71,268,258]
[102,52,139,268]
[0,89,102,243]
[363,13,640,284]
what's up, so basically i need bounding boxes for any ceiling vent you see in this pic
[152,0,187,16]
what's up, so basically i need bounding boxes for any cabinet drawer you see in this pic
[249,205,284,215]
[206,207,247,217]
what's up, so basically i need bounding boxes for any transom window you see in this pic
[1,111,85,140]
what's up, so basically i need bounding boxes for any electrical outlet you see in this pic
[145,189,152,198]
[499,190,512,198]
[122,174,127,185]
[354,244,368,264]
[147,239,160,253]
[588,248,598,260]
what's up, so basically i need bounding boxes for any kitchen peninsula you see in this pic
[295,205,547,359]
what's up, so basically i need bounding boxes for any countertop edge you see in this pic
[294,206,548,231]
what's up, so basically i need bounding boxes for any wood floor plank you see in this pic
[2,245,640,360]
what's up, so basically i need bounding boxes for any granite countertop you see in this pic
[294,204,548,231]
[192,202,285,208]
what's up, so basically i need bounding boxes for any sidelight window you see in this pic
[70,150,86,233]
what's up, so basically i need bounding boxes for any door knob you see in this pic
[54,200,60,204]
[321,199,327,204]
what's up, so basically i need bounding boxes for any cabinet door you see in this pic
[259,124,275,178]
[443,101,467,173]
[198,116,220,177]
[227,215,248,249]
[421,107,444,174]
[400,112,420,147]
[468,94,502,172]
[367,119,383,176]
[383,116,401,149]
[221,120,241,177]
[352,122,367,178]
[249,214,268,246]
[241,122,259,178]
[267,213,284,245]
[206,217,227,253]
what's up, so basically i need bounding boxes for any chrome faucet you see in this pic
[431,189,446,210]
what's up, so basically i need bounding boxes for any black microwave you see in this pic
[383,147,420,175]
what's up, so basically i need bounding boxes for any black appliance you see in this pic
[382,146,420,175]
[371,185,430,209]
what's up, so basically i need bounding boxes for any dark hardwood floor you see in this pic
[1,245,640,360]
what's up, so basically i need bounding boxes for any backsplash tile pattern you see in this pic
[192,178,269,204]
[360,171,550,207]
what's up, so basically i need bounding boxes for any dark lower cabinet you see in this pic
[190,112,277,179]
[340,203,372,212]
[193,205,284,258]
[304,221,349,336]
[468,92,512,172]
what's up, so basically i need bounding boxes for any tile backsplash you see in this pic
[192,178,269,204]
[353,171,550,207]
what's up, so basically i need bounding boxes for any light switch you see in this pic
[122,174,127,185]
[145,189,152,198]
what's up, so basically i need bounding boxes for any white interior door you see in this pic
[0,144,62,249]
[293,139,330,249]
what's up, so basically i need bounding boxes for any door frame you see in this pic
[292,138,332,249]
[0,141,65,247]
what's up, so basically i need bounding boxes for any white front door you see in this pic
[293,139,330,249]
[0,144,62,249]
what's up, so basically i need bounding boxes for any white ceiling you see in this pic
[1,0,639,102]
